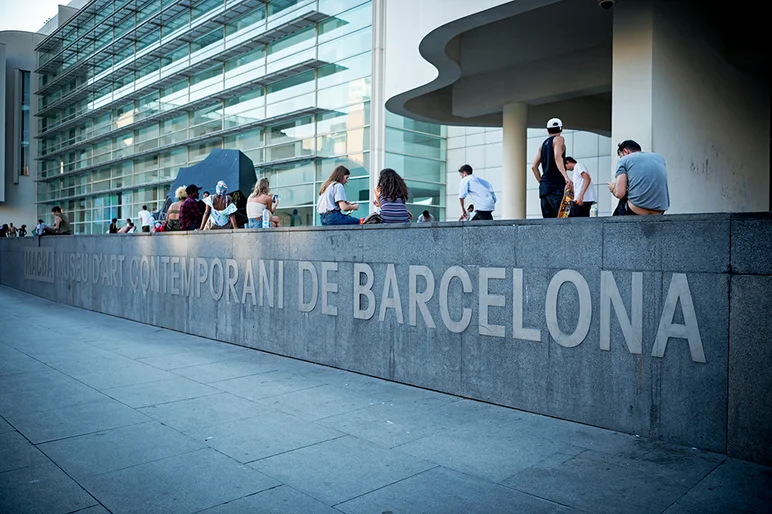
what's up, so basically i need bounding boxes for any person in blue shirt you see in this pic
[458,164,497,221]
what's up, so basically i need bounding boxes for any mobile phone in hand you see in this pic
[272,194,278,202]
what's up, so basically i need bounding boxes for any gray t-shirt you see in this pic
[616,152,670,212]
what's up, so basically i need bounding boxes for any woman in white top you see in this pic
[201,180,238,230]
[247,178,280,228]
[316,166,360,225]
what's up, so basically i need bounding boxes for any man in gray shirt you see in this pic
[607,140,670,215]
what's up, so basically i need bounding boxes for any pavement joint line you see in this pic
[187,485,286,514]
[330,464,443,508]
[69,446,207,481]
[30,420,157,446]
[657,456,729,513]
[239,434,350,466]
[101,389,224,410]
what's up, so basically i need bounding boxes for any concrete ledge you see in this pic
[1,212,770,464]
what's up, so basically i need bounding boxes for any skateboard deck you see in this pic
[557,183,574,218]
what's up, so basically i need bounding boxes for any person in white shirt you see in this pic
[317,165,361,225]
[137,205,154,232]
[458,164,496,221]
[35,219,47,236]
[565,157,596,217]
[417,210,435,223]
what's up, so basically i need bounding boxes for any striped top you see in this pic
[379,196,410,224]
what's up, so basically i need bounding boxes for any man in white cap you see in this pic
[531,118,572,218]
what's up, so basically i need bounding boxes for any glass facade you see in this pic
[20,71,31,176]
[35,0,441,233]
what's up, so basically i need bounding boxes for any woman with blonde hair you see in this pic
[165,186,187,231]
[316,165,360,225]
[247,178,281,228]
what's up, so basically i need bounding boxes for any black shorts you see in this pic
[540,190,564,218]
[471,210,493,221]
[613,198,638,216]
[142,226,151,232]
[569,201,594,217]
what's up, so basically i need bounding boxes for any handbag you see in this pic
[362,213,382,224]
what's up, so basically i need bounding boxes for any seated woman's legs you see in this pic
[320,211,360,225]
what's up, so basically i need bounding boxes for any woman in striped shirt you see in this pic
[373,168,411,224]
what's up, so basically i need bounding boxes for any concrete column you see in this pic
[501,102,527,219]
[369,0,387,208]
[610,0,653,182]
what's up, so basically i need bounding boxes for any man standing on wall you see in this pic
[608,140,670,215]
[531,118,572,218]
[179,184,204,230]
[458,165,497,221]
[138,205,153,233]
[565,157,595,217]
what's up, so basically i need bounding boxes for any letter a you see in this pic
[652,274,706,363]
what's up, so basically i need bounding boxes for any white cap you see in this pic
[547,118,563,130]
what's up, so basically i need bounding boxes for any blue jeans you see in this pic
[247,217,264,228]
[320,210,360,225]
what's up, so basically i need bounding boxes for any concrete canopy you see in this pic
[385,0,613,135]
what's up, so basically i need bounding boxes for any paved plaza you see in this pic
[0,285,770,514]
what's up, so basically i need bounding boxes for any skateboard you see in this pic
[557,182,574,218]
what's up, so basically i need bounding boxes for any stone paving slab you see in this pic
[0,285,770,513]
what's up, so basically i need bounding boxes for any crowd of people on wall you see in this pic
[4,117,670,238]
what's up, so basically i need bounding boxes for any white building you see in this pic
[382,0,770,218]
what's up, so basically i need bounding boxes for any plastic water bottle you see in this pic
[262,208,271,228]
[590,204,598,217]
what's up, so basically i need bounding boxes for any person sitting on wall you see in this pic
[201,181,238,230]
[0,224,7,238]
[18,224,27,237]
[179,184,203,230]
[7,223,18,237]
[165,186,187,231]
[317,165,361,225]
[118,218,132,233]
[417,210,435,223]
[247,178,281,228]
[608,140,670,215]
[461,204,476,221]
[109,218,119,234]
[373,168,411,224]
[41,206,72,236]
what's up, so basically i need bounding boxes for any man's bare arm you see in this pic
[577,171,592,204]
[531,147,542,183]
[553,136,572,187]
[607,173,628,199]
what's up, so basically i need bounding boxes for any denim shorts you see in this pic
[320,210,360,225]
[247,217,264,228]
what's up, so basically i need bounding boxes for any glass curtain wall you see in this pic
[35,0,374,233]
[384,111,446,221]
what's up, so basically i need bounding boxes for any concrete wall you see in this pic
[1,215,770,465]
